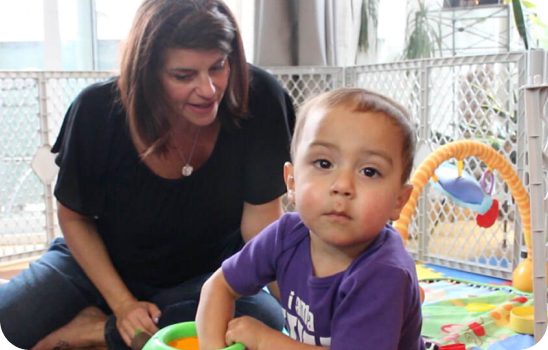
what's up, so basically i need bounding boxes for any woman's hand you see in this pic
[114,299,161,346]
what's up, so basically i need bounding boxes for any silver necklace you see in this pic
[175,128,201,177]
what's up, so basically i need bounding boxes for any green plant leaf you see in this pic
[512,0,530,49]
[358,0,369,52]
[403,0,441,59]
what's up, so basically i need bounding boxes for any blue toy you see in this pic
[431,161,499,228]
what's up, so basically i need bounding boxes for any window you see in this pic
[94,0,141,70]
[0,0,255,71]
[0,0,44,70]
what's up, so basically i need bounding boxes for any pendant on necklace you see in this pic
[182,164,194,176]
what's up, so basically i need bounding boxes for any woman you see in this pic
[0,0,294,349]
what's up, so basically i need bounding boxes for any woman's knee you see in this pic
[1,320,36,349]
[158,300,198,328]
[0,277,46,348]
[235,290,284,330]
[0,240,100,348]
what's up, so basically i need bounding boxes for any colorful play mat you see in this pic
[417,263,537,350]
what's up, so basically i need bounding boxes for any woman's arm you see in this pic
[57,202,160,345]
[240,197,284,300]
[240,197,283,242]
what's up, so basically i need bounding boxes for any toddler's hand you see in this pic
[225,316,270,350]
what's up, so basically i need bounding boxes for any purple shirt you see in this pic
[223,212,425,350]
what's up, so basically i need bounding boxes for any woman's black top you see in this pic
[52,65,295,287]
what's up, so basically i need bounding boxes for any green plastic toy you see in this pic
[142,321,245,350]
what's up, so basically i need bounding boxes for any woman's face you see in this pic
[161,48,231,127]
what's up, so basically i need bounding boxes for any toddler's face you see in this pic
[285,105,412,256]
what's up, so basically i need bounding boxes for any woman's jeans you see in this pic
[0,238,284,349]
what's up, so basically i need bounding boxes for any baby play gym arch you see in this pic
[393,139,536,292]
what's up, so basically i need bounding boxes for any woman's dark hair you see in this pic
[118,0,248,155]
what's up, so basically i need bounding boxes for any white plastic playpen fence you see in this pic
[1,50,547,338]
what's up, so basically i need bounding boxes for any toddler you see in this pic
[196,88,425,350]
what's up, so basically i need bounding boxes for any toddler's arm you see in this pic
[225,316,323,350]
[196,269,324,350]
[196,268,239,350]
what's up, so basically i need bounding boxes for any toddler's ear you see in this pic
[284,162,295,204]
[390,184,413,221]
